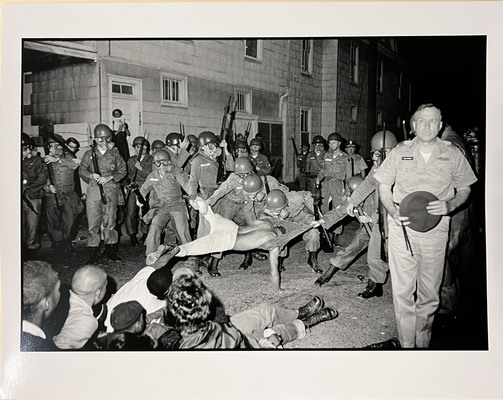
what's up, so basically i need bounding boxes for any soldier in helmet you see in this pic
[304,135,327,194]
[42,134,84,258]
[22,133,48,257]
[315,132,352,246]
[151,139,166,153]
[296,141,311,190]
[125,136,153,246]
[234,139,250,160]
[249,137,272,176]
[139,149,195,267]
[165,132,192,169]
[345,140,368,178]
[79,124,127,263]
[374,104,477,348]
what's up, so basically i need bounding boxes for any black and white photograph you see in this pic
[2,2,503,399]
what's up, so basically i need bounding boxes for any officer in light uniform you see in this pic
[79,124,127,263]
[345,140,368,178]
[315,132,352,244]
[125,136,153,246]
[374,104,477,348]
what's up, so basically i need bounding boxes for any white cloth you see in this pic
[104,266,165,332]
[22,320,46,339]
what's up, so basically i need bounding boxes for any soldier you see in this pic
[79,124,127,263]
[43,134,84,257]
[125,136,153,247]
[151,139,166,153]
[165,132,191,169]
[234,139,251,159]
[65,137,85,244]
[315,132,352,246]
[305,135,327,194]
[249,138,272,176]
[22,133,47,256]
[345,140,368,178]
[139,149,193,263]
[296,141,310,190]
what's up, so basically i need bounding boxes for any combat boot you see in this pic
[88,247,99,264]
[314,265,340,287]
[239,252,253,270]
[105,244,120,261]
[358,279,383,299]
[208,257,222,277]
[303,307,338,329]
[297,296,325,320]
[307,251,323,274]
[252,251,268,261]
[363,337,401,350]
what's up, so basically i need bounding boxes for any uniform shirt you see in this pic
[188,151,220,200]
[207,173,246,205]
[285,190,315,220]
[349,154,368,176]
[22,155,48,199]
[104,266,165,333]
[53,291,98,349]
[305,151,326,177]
[79,147,127,188]
[140,168,189,205]
[317,150,352,182]
[126,153,153,186]
[296,150,310,172]
[374,137,477,203]
[348,165,379,218]
[250,153,272,176]
[46,153,79,194]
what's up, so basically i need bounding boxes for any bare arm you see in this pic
[427,186,471,216]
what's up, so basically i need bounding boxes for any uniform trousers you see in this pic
[320,179,344,235]
[125,191,148,237]
[22,198,42,249]
[86,184,119,247]
[44,192,84,243]
[214,196,247,225]
[144,201,191,256]
[388,215,449,348]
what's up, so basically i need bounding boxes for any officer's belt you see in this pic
[325,177,343,182]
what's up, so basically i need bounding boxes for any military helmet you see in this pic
[371,130,398,151]
[327,132,344,143]
[234,140,249,150]
[312,135,326,145]
[151,140,165,151]
[265,189,288,210]
[249,138,262,147]
[94,124,113,138]
[22,133,35,148]
[46,133,65,145]
[166,132,183,147]
[347,176,364,193]
[152,148,171,162]
[198,131,219,147]
[243,173,264,194]
[66,137,80,150]
[132,136,150,152]
[234,157,254,174]
[186,134,198,145]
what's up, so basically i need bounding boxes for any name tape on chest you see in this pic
[402,157,414,160]
[200,163,211,167]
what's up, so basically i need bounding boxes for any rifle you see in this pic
[91,141,108,204]
[179,122,185,139]
[244,121,252,142]
[217,96,232,183]
[290,137,299,157]
[313,194,334,253]
[402,119,408,141]
[47,132,78,159]
[377,122,388,262]
[354,205,372,236]
[22,189,38,215]
[126,137,149,215]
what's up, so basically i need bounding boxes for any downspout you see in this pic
[279,89,289,182]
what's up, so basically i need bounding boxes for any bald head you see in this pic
[71,265,107,296]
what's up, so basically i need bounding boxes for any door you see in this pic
[108,75,143,149]
[258,122,283,179]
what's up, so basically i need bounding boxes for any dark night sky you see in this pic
[396,36,487,138]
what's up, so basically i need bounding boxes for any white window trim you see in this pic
[350,104,358,123]
[244,39,263,61]
[234,88,252,114]
[301,39,314,75]
[350,41,359,84]
[300,107,312,137]
[160,72,188,108]
[377,60,384,93]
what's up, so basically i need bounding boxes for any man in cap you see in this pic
[125,136,153,247]
[345,140,368,178]
[22,134,48,257]
[21,260,61,351]
[43,134,84,258]
[79,124,127,263]
[315,132,352,246]
[374,103,477,348]
[53,265,108,349]
[249,137,272,176]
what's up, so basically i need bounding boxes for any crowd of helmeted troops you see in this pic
[21,103,479,350]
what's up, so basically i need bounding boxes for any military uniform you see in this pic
[22,154,47,250]
[140,168,191,256]
[304,150,326,194]
[125,153,153,239]
[188,151,221,201]
[43,153,84,250]
[348,153,368,177]
[374,137,477,348]
[79,147,127,247]
[250,153,272,176]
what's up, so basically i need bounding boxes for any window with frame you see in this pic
[350,41,359,83]
[350,105,358,123]
[377,60,384,93]
[300,108,311,144]
[301,39,313,74]
[376,110,383,126]
[160,73,187,107]
[245,39,262,60]
[235,89,251,113]
[112,83,134,95]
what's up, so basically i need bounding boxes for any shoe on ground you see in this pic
[358,281,383,299]
[303,307,338,329]
[298,296,325,320]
